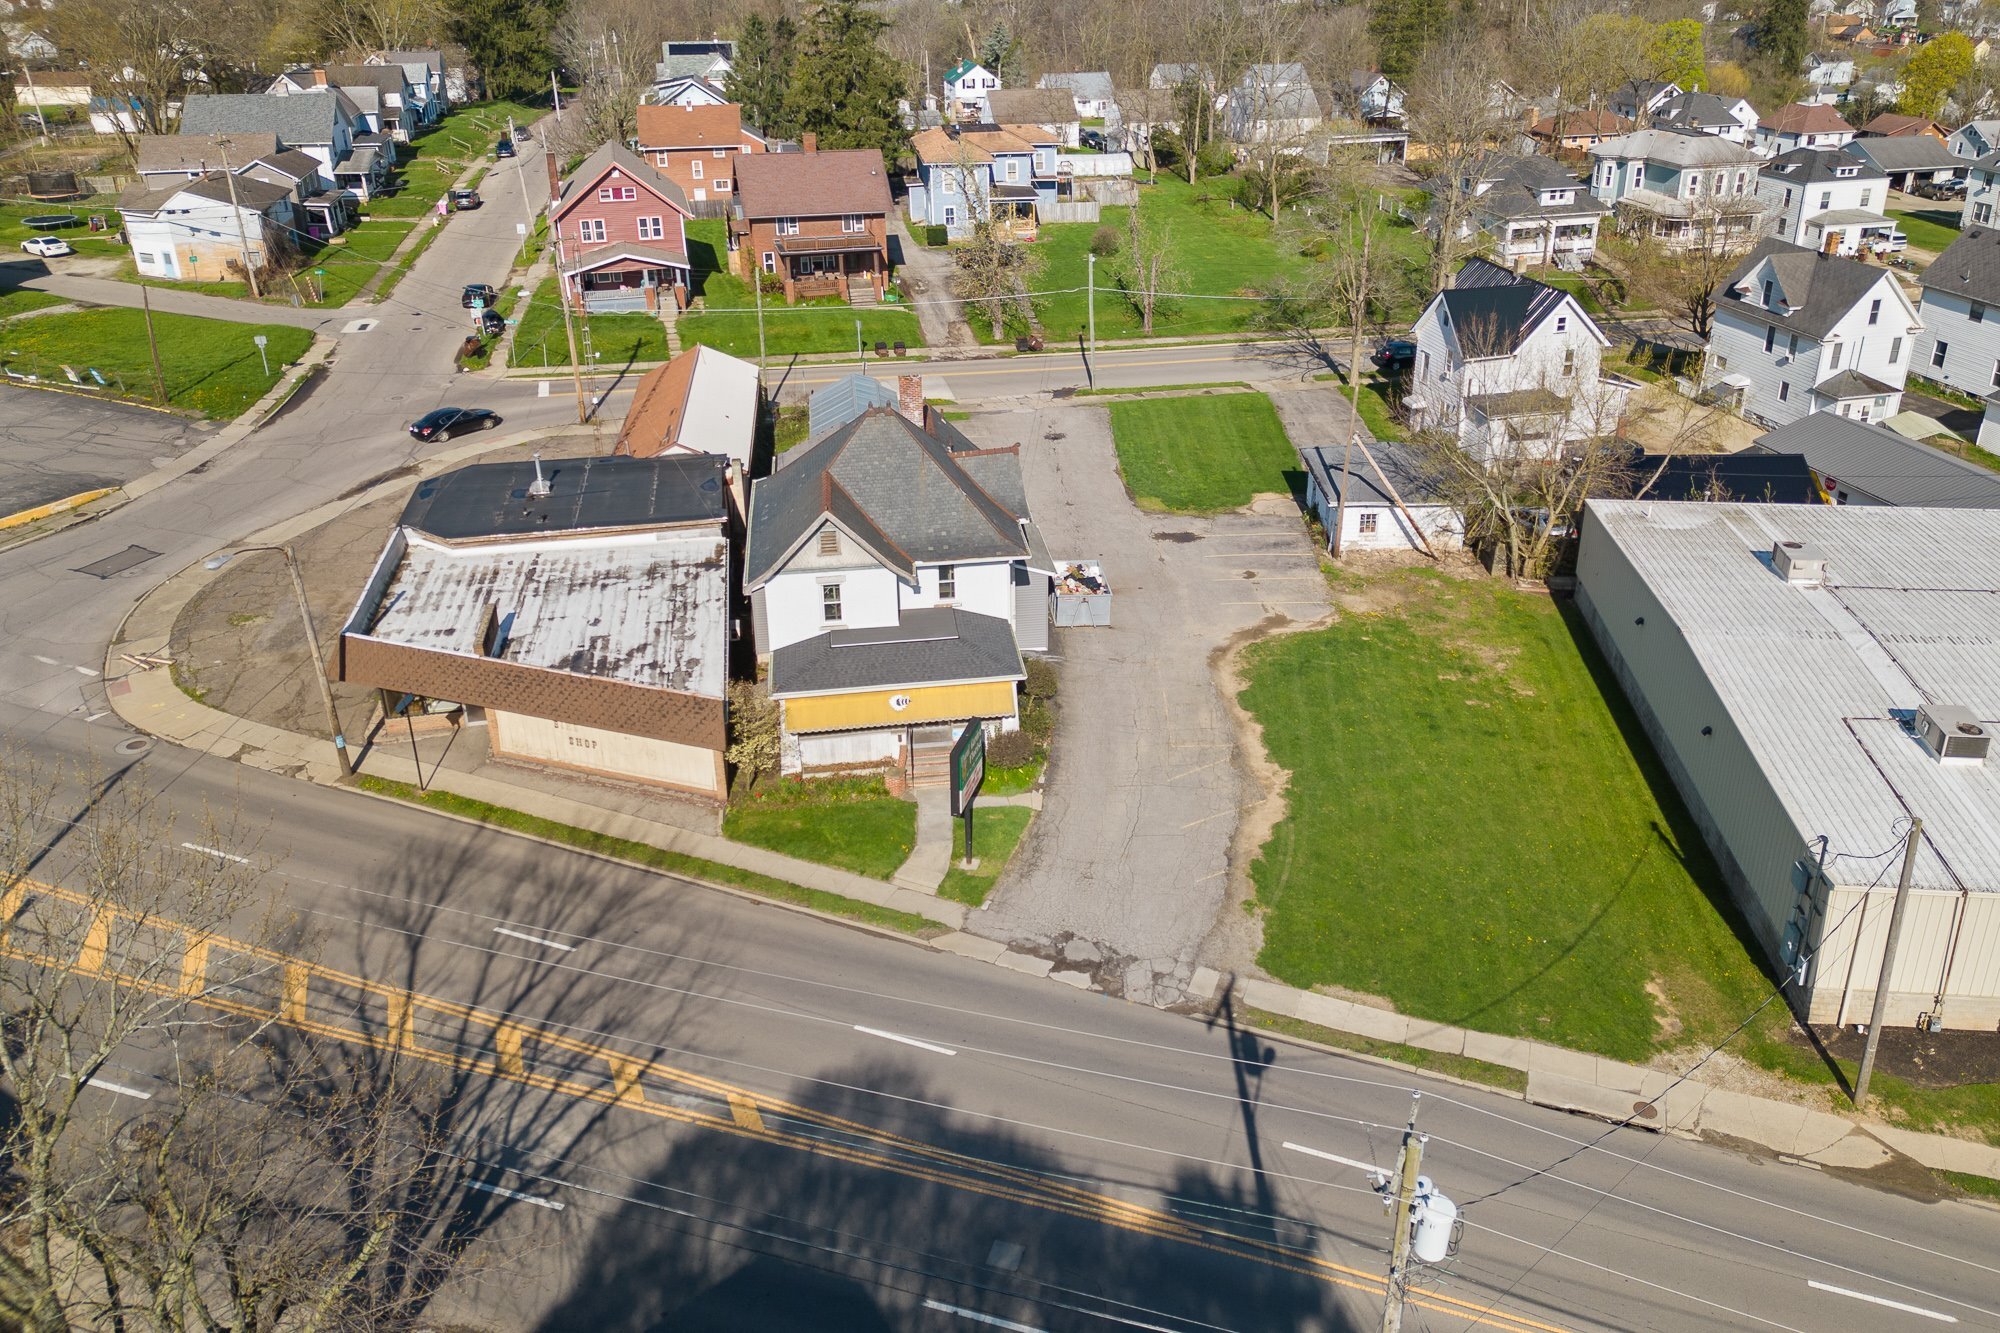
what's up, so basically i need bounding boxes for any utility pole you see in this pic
[754,260,767,373]
[1855,819,1924,1109]
[1086,251,1096,358]
[138,280,167,405]
[1381,1093,1425,1333]
[551,70,563,122]
[20,65,48,142]
[552,229,589,423]
[214,136,262,300]
[855,317,864,367]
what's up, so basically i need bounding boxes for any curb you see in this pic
[0,485,114,530]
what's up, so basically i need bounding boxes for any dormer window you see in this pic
[1836,165,1858,177]
[1762,278,1774,307]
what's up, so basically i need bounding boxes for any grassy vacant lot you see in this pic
[0,200,127,260]
[939,807,1035,907]
[723,778,917,880]
[0,288,64,317]
[0,309,310,417]
[1107,391,1299,512]
[1239,564,1776,1064]
[679,221,923,357]
[1889,208,1960,253]
[510,275,670,369]
[302,219,417,305]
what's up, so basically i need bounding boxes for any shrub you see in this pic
[924,224,949,247]
[1149,130,1188,170]
[986,728,1036,768]
[1089,226,1121,258]
[1195,140,1235,178]
[1023,656,1059,703]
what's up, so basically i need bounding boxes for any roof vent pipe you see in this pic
[527,449,551,499]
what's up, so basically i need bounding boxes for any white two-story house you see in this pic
[1589,127,1767,248]
[1757,146,1894,256]
[1653,90,1759,144]
[1911,227,2000,397]
[944,60,1000,121]
[1703,239,1921,427]
[1754,102,1857,157]
[1407,259,1624,459]
[744,385,1055,777]
[1432,154,1607,268]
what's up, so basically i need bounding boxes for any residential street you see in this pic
[11,702,2000,1333]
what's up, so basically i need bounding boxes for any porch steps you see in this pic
[848,282,879,307]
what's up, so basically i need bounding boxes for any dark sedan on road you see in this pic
[462,283,499,309]
[449,189,483,211]
[408,408,501,441]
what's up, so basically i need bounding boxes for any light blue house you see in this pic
[907,123,1063,239]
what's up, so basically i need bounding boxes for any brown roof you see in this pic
[1760,102,1856,135]
[635,101,756,150]
[556,139,692,217]
[734,148,891,219]
[1531,109,1631,137]
[1862,112,1942,137]
[909,124,1050,165]
[618,347,701,457]
[135,132,281,173]
[985,88,1078,124]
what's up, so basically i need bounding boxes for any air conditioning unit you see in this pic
[1916,703,1991,765]
[1772,539,1827,585]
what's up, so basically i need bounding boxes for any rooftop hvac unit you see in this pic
[1772,539,1827,585]
[1916,703,1991,765]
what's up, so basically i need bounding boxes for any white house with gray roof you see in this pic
[1576,501,2000,1030]
[1588,127,1767,247]
[1703,239,1920,428]
[178,91,388,200]
[1437,154,1607,268]
[744,394,1055,777]
[1652,90,1759,143]
[1750,413,2000,507]
[1038,71,1115,121]
[1910,226,2000,397]
[1226,63,1322,143]
[1757,146,1893,256]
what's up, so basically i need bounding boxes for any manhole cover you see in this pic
[115,737,152,756]
[73,546,161,579]
[1631,1100,1660,1121]
[342,319,378,333]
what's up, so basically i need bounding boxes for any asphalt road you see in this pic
[12,703,2000,1333]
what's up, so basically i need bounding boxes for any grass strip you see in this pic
[1245,1006,1531,1094]
[1934,1168,2000,1199]
[938,807,1035,907]
[1108,391,1299,512]
[353,774,944,936]
[1072,381,1254,398]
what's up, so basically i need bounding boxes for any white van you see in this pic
[1872,230,1909,254]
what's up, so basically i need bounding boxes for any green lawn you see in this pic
[0,200,128,260]
[1239,565,1778,1064]
[939,807,1035,907]
[0,308,311,417]
[1889,208,1960,253]
[679,222,923,358]
[301,219,418,305]
[510,275,671,369]
[366,100,542,219]
[1107,391,1300,512]
[0,288,64,317]
[723,779,917,880]
[989,174,1338,342]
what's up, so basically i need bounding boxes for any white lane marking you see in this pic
[467,1179,565,1210]
[493,926,576,952]
[180,842,248,864]
[85,1077,153,1100]
[32,655,60,665]
[1808,1281,1958,1323]
[73,664,99,677]
[1284,1141,1386,1176]
[923,1301,1048,1332]
[854,1025,956,1056]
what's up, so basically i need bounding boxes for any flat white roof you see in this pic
[683,344,759,468]
[365,529,729,698]
[1584,500,2000,893]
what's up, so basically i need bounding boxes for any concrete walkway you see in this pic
[892,787,953,892]
[15,272,342,331]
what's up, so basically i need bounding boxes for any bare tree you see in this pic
[1603,194,1769,341]
[1406,34,1515,298]
[315,0,447,57]
[548,0,674,157]
[41,0,274,149]
[952,217,1044,340]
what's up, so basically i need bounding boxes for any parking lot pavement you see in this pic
[0,386,212,519]
[958,403,1331,1005]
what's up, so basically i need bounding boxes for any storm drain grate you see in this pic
[73,546,161,579]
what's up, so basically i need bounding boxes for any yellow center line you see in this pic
[0,876,1573,1333]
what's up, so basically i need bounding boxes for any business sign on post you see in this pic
[949,722,985,818]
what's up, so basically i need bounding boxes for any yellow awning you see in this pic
[782,680,1017,733]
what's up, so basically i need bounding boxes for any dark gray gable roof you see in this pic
[1297,438,1446,507]
[179,93,342,146]
[1752,414,2000,507]
[400,454,729,540]
[768,608,1025,695]
[1918,225,2000,302]
[1634,450,1821,504]
[1655,90,1743,127]
[745,407,1030,585]
[1847,135,1963,173]
[1714,238,1901,341]
[1460,154,1607,221]
[1759,145,1882,186]
[1436,261,1572,355]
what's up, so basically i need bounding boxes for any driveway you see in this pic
[958,400,1331,1005]
[0,387,212,520]
[888,218,974,351]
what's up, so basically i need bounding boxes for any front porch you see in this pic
[772,235,888,304]
[565,243,693,313]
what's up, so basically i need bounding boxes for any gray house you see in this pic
[1751,413,2000,506]
[1846,135,1964,192]
[179,92,387,200]
[1912,227,2000,397]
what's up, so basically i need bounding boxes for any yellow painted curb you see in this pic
[0,485,117,530]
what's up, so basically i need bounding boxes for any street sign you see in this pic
[516,222,528,235]
[313,267,325,275]
[252,335,267,348]
[950,722,985,819]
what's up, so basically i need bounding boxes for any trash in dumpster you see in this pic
[1057,562,1108,595]
[1053,560,1111,626]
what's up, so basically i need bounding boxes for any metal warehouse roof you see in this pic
[1752,414,2000,508]
[363,530,728,698]
[1583,500,2000,894]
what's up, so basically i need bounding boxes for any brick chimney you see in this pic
[312,68,328,87]
[897,374,925,427]
[802,132,818,153]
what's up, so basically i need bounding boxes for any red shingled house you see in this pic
[730,140,893,304]
[548,141,694,312]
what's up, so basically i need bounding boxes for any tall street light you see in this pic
[203,544,352,776]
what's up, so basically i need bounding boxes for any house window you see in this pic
[1779,381,1791,401]
[1975,302,1988,323]
[944,205,957,226]
[936,565,957,600]
[655,151,670,167]
[1819,189,1833,209]
[716,179,730,192]
[598,185,637,202]
[1868,298,1881,325]
[578,219,606,243]
[777,216,800,235]
[761,251,776,273]
[1764,326,1777,353]
[1933,341,1949,367]
[819,530,840,556]
[1563,348,1576,375]
[1788,333,1799,354]
[1889,336,1902,363]
[1830,342,1844,369]
[637,216,664,240]
[1555,316,1567,332]
[1860,188,1872,208]
[1358,512,1378,534]
[842,214,865,234]
[742,142,756,154]
[1762,279,1774,306]
[713,147,727,158]
[1992,358,2000,389]
[691,159,703,180]
[821,582,843,622]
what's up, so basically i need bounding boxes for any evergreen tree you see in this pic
[1755,0,1810,77]
[728,15,796,136]
[782,0,907,155]
[1368,0,1468,86]
[447,0,560,103]
[979,23,1016,83]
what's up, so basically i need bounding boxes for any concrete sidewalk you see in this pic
[18,271,343,331]
[1193,969,2000,1181]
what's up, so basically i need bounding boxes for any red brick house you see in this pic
[549,141,694,312]
[633,102,769,210]
[730,143,893,304]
